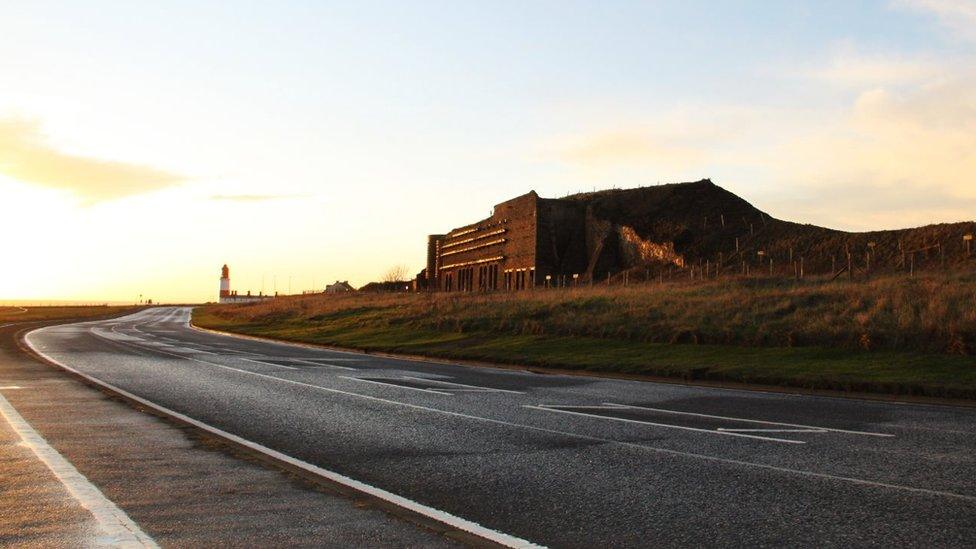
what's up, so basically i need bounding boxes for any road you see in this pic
[27,307,976,547]
[2,314,453,548]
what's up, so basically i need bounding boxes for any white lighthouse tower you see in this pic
[217,264,272,304]
[219,264,231,302]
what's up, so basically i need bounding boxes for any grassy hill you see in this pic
[569,180,976,279]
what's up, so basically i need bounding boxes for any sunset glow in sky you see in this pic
[2,1,975,303]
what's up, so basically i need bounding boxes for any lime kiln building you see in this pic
[422,191,594,291]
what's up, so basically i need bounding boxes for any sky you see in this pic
[2,0,975,303]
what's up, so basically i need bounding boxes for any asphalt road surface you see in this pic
[27,307,976,547]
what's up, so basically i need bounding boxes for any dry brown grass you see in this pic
[209,272,976,355]
[0,305,140,323]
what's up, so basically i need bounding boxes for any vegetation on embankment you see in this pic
[193,273,976,399]
[0,305,140,323]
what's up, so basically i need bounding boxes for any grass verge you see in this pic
[193,279,976,400]
[0,305,140,324]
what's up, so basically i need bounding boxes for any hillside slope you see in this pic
[568,180,975,278]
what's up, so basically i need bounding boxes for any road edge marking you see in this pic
[339,375,454,395]
[525,405,805,444]
[0,391,158,548]
[24,326,543,549]
[604,403,895,437]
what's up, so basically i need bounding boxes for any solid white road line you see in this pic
[0,392,158,548]
[604,403,895,437]
[235,357,300,371]
[25,333,542,549]
[401,376,524,394]
[249,357,366,363]
[339,376,453,395]
[525,405,804,444]
[0,386,24,389]
[718,428,828,433]
[287,358,357,370]
[298,358,366,362]
[45,321,976,504]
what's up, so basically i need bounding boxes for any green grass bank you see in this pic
[193,273,976,400]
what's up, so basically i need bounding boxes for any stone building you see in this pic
[423,191,592,291]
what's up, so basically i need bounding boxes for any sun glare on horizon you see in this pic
[2,1,975,302]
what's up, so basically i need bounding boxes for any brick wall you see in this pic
[426,191,607,291]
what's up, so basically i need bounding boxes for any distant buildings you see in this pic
[325,281,355,294]
[358,281,411,293]
[218,265,275,304]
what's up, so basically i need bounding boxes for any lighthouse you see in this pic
[219,264,231,300]
[217,264,273,304]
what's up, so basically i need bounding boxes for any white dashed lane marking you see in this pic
[603,403,894,437]
[525,404,805,444]
[339,376,454,395]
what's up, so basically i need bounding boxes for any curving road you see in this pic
[27,307,976,547]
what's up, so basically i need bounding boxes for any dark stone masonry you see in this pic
[417,179,976,292]
[420,191,597,291]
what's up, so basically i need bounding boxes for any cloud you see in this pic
[0,118,182,202]
[894,0,976,41]
[209,193,310,202]
[547,107,760,175]
[761,60,976,229]
[557,130,705,170]
[546,52,976,230]
[800,51,944,88]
